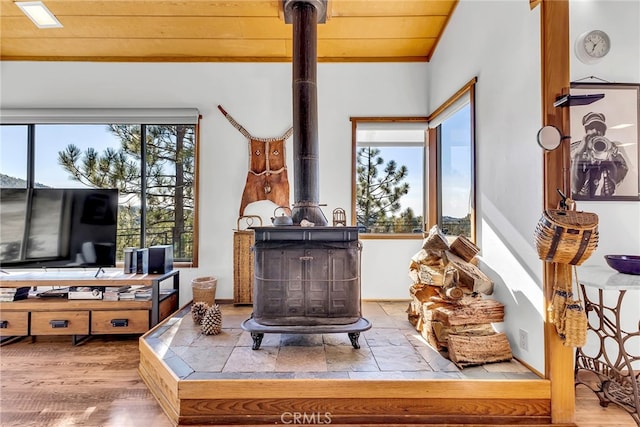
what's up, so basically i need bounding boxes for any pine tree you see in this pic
[57,125,195,259]
[356,147,410,232]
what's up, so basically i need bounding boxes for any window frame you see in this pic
[427,77,477,242]
[0,111,200,267]
[350,116,428,240]
[349,78,477,242]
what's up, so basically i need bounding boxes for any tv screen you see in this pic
[0,188,118,269]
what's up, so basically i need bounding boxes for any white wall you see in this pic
[428,0,545,372]
[428,0,640,373]
[570,0,640,367]
[0,61,428,304]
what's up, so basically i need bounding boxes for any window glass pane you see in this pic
[439,104,472,238]
[0,189,27,262]
[34,124,126,188]
[1,125,28,187]
[144,125,195,261]
[355,123,425,234]
[4,120,197,265]
[35,124,143,261]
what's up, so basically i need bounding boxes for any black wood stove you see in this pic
[241,0,371,350]
[241,226,371,349]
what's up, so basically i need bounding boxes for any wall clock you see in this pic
[575,30,611,64]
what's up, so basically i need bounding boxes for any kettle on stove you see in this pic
[271,206,293,226]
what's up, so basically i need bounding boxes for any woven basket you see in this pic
[535,207,598,265]
[562,300,587,347]
[192,276,217,306]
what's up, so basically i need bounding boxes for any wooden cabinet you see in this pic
[91,310,149,334]
[0,270,179,343]
[31,311,90,336]
[0,311,29,336]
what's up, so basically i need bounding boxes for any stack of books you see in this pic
[118,286,152,301]
[103,286,132,301]
[0,287,30,302]
[68,286,105,300]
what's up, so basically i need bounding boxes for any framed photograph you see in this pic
[569,82,640,201]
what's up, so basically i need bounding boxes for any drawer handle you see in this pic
[111,319,129,327]
[299,256,314,261]
[50,320,69,328]
[0,320,8,328]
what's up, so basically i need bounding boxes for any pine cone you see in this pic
[191,301,209,325]
[201,304,223,335]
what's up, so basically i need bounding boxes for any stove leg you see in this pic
[251,332,264,350]
[348,332,361,349]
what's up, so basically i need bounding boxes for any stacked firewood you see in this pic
[408,226,512,368]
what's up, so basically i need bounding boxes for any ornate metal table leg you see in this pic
[348,332,361,349]
[251,332,264,350]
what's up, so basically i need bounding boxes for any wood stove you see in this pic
[241,226,371,349]
[241,0,370,350]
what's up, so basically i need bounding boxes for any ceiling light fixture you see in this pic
[15,1,63,28]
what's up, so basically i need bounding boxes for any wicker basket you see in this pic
[233,215,261,305]
[534,207,598,265]
[562,300,587,347]
[192,276,217,306]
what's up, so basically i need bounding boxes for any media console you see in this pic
[0,270,179,345]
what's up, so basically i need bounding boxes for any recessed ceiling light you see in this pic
[15,1,63,29]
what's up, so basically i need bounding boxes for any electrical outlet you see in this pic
[519,329,529,351]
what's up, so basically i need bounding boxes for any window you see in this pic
[351,118,428,236]
[0,109,199,265]
[350,79,477,241]
[0,125,28,187]
[427,78,476,241]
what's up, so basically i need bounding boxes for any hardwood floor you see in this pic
[1,335,636,427]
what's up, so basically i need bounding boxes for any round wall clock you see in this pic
[575,30,611,64]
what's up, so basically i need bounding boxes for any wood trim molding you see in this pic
[427,76,477,122]
[540,0,574,424]
[350,118,358,227]
[427,127,438,228]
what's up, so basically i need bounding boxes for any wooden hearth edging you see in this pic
[138,318,567,426]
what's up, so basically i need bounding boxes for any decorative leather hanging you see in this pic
[218,105,292,216]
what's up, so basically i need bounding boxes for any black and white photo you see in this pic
[570,83,640,201]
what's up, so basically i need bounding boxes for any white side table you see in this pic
[575,265,640,426]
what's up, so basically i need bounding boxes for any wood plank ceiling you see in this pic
[0,0,458,62]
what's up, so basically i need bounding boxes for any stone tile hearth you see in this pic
[143,301,538,381]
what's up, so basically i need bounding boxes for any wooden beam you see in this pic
[539,0,575,424]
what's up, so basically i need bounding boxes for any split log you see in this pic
[444,250,494,295]
[432,322,495,343]
[411,249,444,267]
[431,298,505,326]
[408,284,440,329]
[420,321,446,352]
[408,284,438,327]
[444,286,464,300]
[447,333,513,368]
[422,225,449,252]
[409,264,445,286]
[449,235,480,262]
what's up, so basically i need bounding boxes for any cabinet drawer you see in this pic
[91,310,149,334]
[31,311,89,335]
[159,293,178,321]
[0,311,29,336]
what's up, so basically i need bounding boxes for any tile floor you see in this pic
[143,301,539,381]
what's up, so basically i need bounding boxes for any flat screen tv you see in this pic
[0,188,118,269]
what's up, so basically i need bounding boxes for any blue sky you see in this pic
[1,124,120,188]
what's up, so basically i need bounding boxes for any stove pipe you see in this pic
[284,0,328,226]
